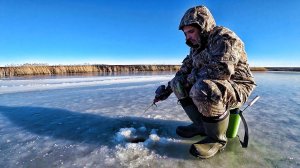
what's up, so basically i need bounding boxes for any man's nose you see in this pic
[185,34,190,41]
[185,33,192,41]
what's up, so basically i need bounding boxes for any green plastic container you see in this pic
[226,109,241,138]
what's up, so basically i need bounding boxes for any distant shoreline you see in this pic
[254,67,300,72]
[0,65,299,78]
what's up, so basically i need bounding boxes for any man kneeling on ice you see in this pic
[154,6,256,159]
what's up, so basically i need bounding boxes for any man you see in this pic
[154,6,256,158]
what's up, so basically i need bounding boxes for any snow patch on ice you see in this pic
[115,143,164,168]
[115,127,137,142]
[113,126,181,147]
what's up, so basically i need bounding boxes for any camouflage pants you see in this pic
[170,75,253,117]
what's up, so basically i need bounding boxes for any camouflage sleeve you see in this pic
[194,29,242,80]
[175,54,193,76]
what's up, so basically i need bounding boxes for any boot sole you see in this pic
[189,143,227,159]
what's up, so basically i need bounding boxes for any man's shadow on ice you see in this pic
[0,105,205,160]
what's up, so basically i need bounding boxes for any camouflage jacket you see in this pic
[176,26,255,86]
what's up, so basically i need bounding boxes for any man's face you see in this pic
[182,25,201,48]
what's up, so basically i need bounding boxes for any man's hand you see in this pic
[154,84,172,103]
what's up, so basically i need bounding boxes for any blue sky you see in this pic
[0,0,299,67]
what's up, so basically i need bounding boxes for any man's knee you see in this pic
[190,80,223,102]
[189,80,226,117]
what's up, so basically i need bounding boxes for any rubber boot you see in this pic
[189,113,229,159]
[176,97,206,138]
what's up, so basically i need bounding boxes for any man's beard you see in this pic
[185,34,207,50]
[186,40,201,48]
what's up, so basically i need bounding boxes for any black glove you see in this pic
[154,84,172,102]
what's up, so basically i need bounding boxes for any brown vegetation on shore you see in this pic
[249,67,268,71]
[0,65,181,78]
[1,64,299,78]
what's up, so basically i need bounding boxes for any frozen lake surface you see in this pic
[0,71,299,168]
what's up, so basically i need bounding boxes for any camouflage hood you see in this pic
[179,6,216,34]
